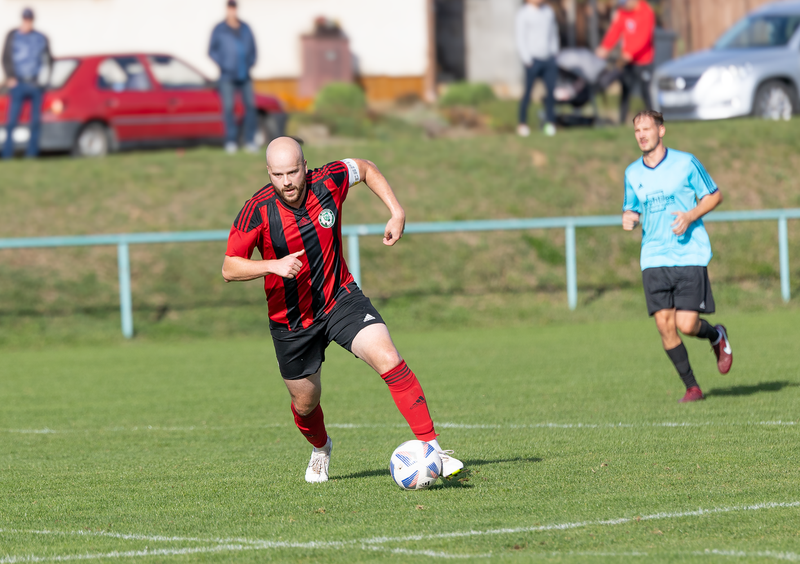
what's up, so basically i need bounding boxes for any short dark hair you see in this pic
[632,110,664,127]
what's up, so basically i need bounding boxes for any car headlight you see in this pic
[695,64,752,104]
[700,64,752,88]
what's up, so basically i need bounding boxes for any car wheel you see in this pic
[752,81,795,121]
[72,122,110,157]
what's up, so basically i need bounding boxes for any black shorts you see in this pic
[270,283,385,380]
[642,266,716,316]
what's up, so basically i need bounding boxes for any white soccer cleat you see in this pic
[224,142,238,154]
[305,437,332,483]
[438,450,464,480]
[517,124,531,138]
[543,123,556,137]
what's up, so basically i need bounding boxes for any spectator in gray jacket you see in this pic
[515,0,560,137]
[2,7,52,159]
[209,0,258,154]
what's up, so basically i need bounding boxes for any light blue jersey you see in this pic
[623,148,718,271]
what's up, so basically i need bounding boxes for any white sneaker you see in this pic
[517,124,531,137]
[438,450,464,479]
[543,123,556,137]
[305,437,332,483]
[224,142,238,154]
[244,143,259,154]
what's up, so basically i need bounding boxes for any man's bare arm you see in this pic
[222,251,305,282]
[671,190,723,235]
[352,158,406,246]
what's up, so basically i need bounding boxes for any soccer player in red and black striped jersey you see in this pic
[222,137,464,483]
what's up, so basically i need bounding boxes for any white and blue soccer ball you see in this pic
[390,440,442,490]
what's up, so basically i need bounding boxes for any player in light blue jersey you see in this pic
[622,110,732,403]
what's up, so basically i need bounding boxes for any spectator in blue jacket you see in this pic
[209,0,258,154]
[2,7,52,159]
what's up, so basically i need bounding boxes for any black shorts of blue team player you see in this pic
[642,266,716,316]
[269,283,385,380]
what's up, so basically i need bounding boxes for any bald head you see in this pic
[266,137,308,209]
[266,137,304,170]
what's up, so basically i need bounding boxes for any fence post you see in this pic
[117,242,134,338]
[779,216,790,303]
[348,233,361,288]
[566,222,577,310]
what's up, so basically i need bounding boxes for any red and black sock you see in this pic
[380,361,437,442]
[666,342,699,390]
[291,403,328,448]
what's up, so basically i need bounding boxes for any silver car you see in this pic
[653,0,800,121]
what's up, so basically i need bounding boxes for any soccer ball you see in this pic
[389,440,442,490]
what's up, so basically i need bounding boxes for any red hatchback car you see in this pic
[0,53,286,156]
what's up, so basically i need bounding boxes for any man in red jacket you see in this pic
[596,0,656,124]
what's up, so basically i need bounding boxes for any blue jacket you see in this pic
[3,28,51,82]
[208,20,257,81]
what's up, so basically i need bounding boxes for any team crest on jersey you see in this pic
[319,209,336,228]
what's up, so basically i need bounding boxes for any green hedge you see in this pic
[314,82,367,114]
[438,82,496,108]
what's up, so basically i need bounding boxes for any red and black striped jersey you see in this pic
[226,160,361,331]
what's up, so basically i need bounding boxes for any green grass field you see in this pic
[2,310,799,562]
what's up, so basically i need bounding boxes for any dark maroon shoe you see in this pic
[712,324,733,374]
[679,386,705,403]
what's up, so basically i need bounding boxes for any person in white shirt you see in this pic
[515,0,560,137]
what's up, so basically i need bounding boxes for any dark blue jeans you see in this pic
[219,78,257,145]
[518,57,558,126]
[3,82,43,158]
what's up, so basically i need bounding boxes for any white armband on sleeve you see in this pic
[341,158,361,187]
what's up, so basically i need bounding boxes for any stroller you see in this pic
[550,48,619,127]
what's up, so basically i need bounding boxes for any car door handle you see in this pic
[168,98,182,107]
[106,98,119,108]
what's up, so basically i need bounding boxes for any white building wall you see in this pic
[465,0,523,98]
[0,0,429,79]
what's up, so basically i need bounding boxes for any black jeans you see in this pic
[519,56,558,125]
[620,63,654,124]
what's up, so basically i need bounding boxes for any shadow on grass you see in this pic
[462,456,543,468]
[5,272,794,320]
[334,456,543,483]
[705,380,799,398]
[335,468,391,480]
[0,282,646,320]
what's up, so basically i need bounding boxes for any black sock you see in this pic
[665,342,699,390]
[695,319,719,343]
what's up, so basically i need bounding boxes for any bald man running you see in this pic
[222,138,464,483]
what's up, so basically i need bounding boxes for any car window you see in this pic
[97,57,152,92]
[147,55,208,89]
[45,58,79,90]
[715,15,800,49]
